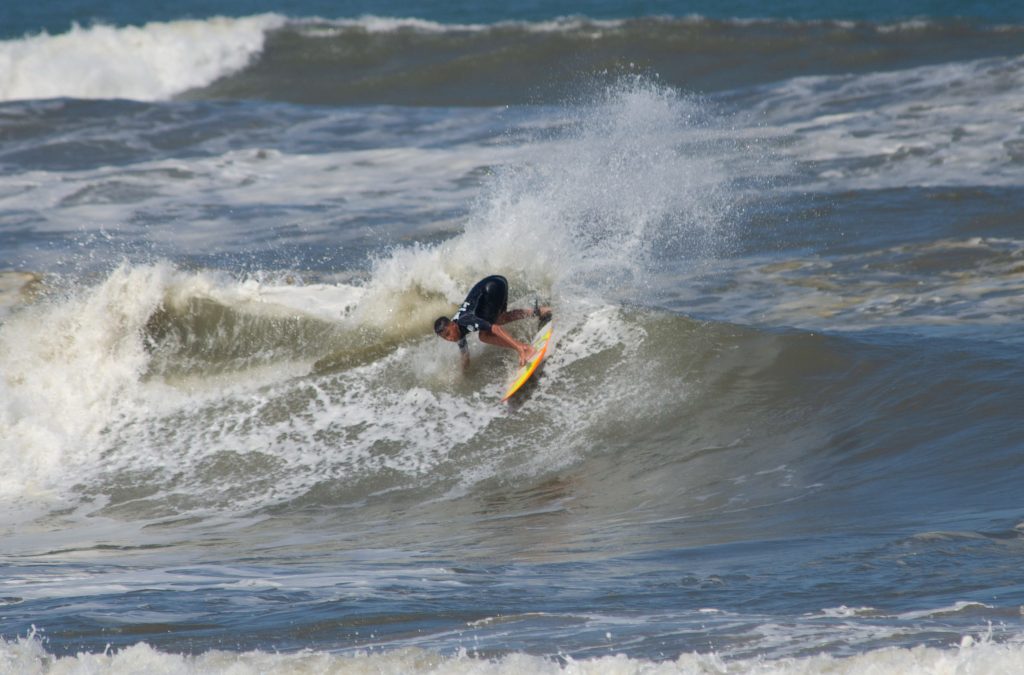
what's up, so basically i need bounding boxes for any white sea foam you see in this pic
[293,14,632,35]
[0,146,500,276]
[292,13,970,37]
[0,262,507,519]
[0,264,169,499]
[3,632,1024,675]
[682,237,1024,335]
[0,14,285,102]
[0,263,354,507]
[746,54,1024,189]
[0,271,40,320]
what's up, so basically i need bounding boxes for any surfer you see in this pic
[434,275,551,368]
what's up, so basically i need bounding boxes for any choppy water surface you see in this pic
[1,2,1023,673]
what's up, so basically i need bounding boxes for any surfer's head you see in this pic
[433,316,460,342]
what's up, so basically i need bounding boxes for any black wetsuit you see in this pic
[452,275,508,351]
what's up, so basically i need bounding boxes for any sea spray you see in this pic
[359,77,739,326]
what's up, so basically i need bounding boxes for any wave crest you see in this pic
[0,14,285,102]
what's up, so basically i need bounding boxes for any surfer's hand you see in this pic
[535,305,552,322]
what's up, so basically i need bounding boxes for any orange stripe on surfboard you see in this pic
[501,324,553,402]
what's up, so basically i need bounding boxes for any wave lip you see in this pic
[0,14,285,102]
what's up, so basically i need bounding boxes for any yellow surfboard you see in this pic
[500,323,553,402]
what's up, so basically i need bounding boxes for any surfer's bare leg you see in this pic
[480,325,536,366]
[496,305,552,325]
[495,309,531,324]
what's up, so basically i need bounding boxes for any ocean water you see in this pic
[1,1,1024,673]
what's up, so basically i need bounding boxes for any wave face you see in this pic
[2,15,1024,104]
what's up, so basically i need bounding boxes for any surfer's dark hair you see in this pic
[433,316,451,335]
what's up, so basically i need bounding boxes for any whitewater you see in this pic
[2,2,1024,674]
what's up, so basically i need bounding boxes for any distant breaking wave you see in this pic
[1,13,1022,104]
[0,14,286,102]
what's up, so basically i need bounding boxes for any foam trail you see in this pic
[2,630,1023,674]
[0,15,284,102]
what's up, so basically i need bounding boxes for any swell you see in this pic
[3,72,1020,535]
[2,254,1021,568]
[197,16,1024,105]
[14,275,1021,534]
[3,15,1024,104]
[538,313,1024,547]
